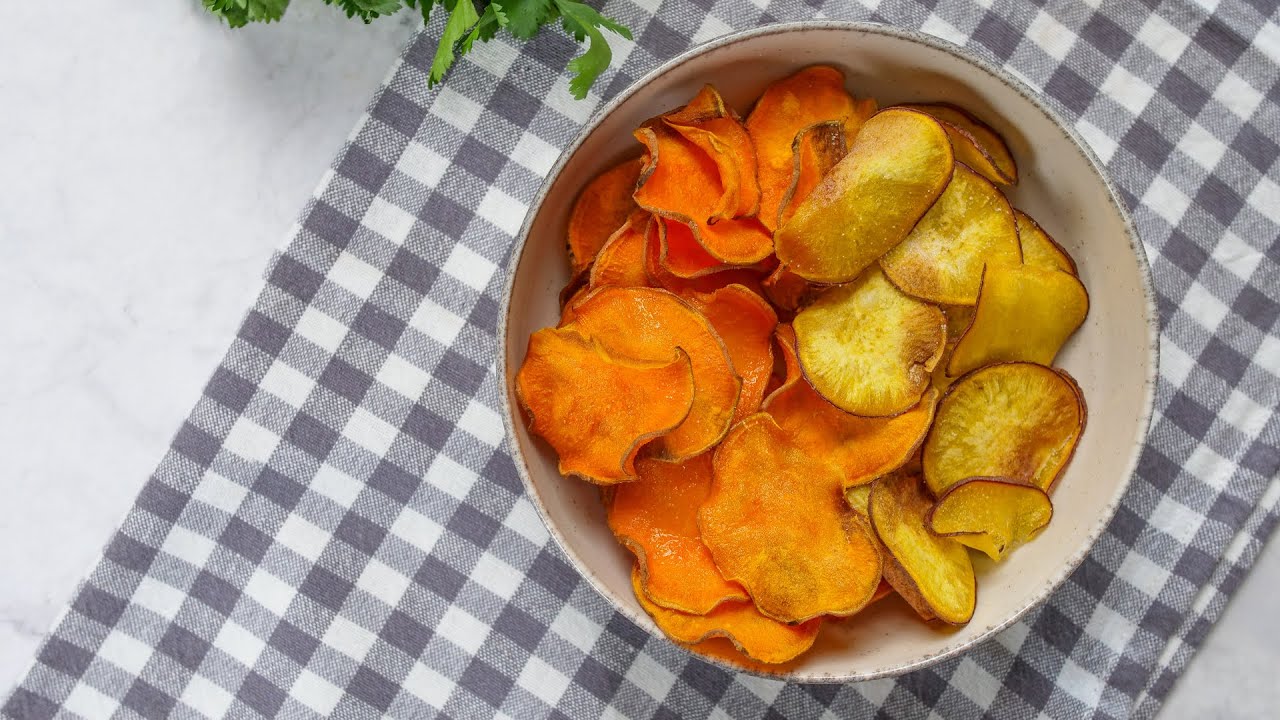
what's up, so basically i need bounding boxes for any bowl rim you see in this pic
[497,19,1159,683]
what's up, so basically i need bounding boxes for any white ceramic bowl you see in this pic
[499,22,1157,681]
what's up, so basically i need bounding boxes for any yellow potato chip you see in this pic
[923,362,1086,494]
[927,477,1054,561]
[880,163,1022,305]
[793,267,946,416]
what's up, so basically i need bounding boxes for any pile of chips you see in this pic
[515,66,1089,668]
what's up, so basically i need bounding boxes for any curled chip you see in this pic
[947,263,1089,377]
[778,121,849,227]
[588,211,653,289]
[869,471,976,624]
[567,157,643,272]
[927,477,1054,561]
[881,163,1022,305]
[664,85,760,219]
[569,287,741,460]
[656,216,723,279]
[746,66,874,230]
[899,103,1017,185]
[609,455,748,613]
[631,568,822,664]
[923,362,1086,495]
[516,328,695,484]
[700,414,882,622]
[793,268,946,417]
[1015,210,1078,275]
[684,285,778,422]
[763,264,813,313]
[767,324,938,486]
[634,123,773,265]
[775,108,954,283]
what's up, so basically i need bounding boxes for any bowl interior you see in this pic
[502,23,1155,681]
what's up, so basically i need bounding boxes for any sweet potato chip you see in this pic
[746,66,864,230]
[947,263,1089,377]
[656,216,723,278]
[588,211,653,289]
[767,324,938,486]
[775,108,954,283]
[684,285,778,422]
[923,362,1086,494]
[927,477,1054,561]
[665,85,760,219]
[700,414,882,622]
[634,125,773,265]
[869,471,976,624]
[793,267,946,416]
[516,328,695,483]
[568,287,741,460]
[631,568,822,664]
[899,103,1017,185]
[761,265,813,313]
[1015,209,1078,275]
[610,455,748,613]
[880,162,1022,305]
[567,157,643,272]
[778,121,849,227]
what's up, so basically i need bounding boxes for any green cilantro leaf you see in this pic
[555,0,631,99]
[205,0,630,99]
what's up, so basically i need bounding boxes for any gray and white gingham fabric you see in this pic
[5,1,1279,718]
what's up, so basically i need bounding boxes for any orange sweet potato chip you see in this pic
[766,325,938,487]
[664,85,761,220]
[700,414,883,622]
[610,455,748,613]
[778,121,849,227]
[761,265,813,313]
[567,157,643,272]
[634,125,773,265]
[588,211,653,289]
[568,287,741,460]
[657,216,724,278]
[631,568,822,664]
[516,328,695,483]
[746,66,864,230]
[684,285,778,423]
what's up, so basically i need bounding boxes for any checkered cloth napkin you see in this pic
[5,0,1278,718]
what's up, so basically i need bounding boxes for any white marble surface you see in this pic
[0,2,1275,716]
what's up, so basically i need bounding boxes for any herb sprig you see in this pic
[203,0,631,99]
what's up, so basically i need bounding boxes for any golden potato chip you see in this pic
[569,287,741,460]
[844,483,871,517]
[609,455,748,613]
[869,471,976,624]
[567,157,643,272]
[775,108,954,283]
[767,324,938,486]
[927,477,1054,561]
[899,103,1017,184]
[700,414,882,622]
[634,124,773,265]
[880,162,1022,305]
[516,328,695,483]
[793,267,946,416]
[923,362,1086,494]
[778,121,849,227]
[943,304,975,343]
[1015,209,1078,275]
[745,66,863,231]
[588,211,653,289]
[684,285,778,423]
[631,568,822,664]
[947,263,1089,377]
